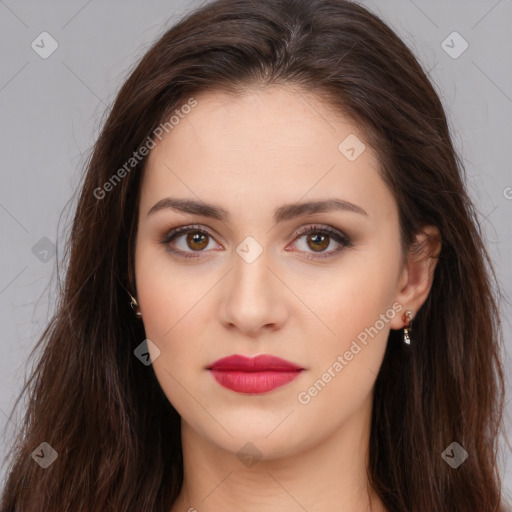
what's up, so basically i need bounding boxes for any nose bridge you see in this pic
[220,233,287,332]
[231,235,274,303]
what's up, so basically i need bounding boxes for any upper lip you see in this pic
[207,354,304,372]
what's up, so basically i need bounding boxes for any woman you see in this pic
[1,0,507,510]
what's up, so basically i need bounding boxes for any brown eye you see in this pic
[160,223,351,261]
[185,231,209,251]
[305,232,330,252]
[160,225,218,259]
[291,225,352,260]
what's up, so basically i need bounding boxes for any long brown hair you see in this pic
[1,0,507,510]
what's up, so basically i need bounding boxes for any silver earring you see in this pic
[128,292,142,318]
[402,309,413,345]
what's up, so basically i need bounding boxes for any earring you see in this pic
[128,292,142,318]
[402,309,413,345]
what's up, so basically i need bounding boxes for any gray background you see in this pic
[1,0,511,500]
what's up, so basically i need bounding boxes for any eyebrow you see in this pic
[147,196,367,222]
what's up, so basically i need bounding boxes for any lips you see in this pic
[207,354,304,394]
[208,354,303,372]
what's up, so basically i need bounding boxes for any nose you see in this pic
[218,246,288,336]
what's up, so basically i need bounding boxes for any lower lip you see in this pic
[209,370,302,394]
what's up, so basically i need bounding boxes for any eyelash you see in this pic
[159,223,352,261]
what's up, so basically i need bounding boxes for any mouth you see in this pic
[206,354,304,394]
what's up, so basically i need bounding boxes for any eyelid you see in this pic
[292,224,351,245]
[159,223,352,259]
[288,224,352,259]
[159,224,220,254]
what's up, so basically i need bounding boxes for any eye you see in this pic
[159,224,219,259]
[159,223,352,260]
[288,224,352,260]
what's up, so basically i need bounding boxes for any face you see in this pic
[134,85,408,459]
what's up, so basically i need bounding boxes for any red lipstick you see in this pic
[207,354,304,394]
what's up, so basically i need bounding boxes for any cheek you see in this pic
[135,241,202,338]
[296,276,396,426]
[135,248,208,410]
[134,243,219,400]
[306,246,402,392]
[317,255,400,342]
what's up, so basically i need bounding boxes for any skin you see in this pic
[133,85,441,512]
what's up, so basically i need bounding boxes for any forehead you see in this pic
[149,85,369,163]
[139,86,395,223]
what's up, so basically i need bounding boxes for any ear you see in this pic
[390,225,442,330]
